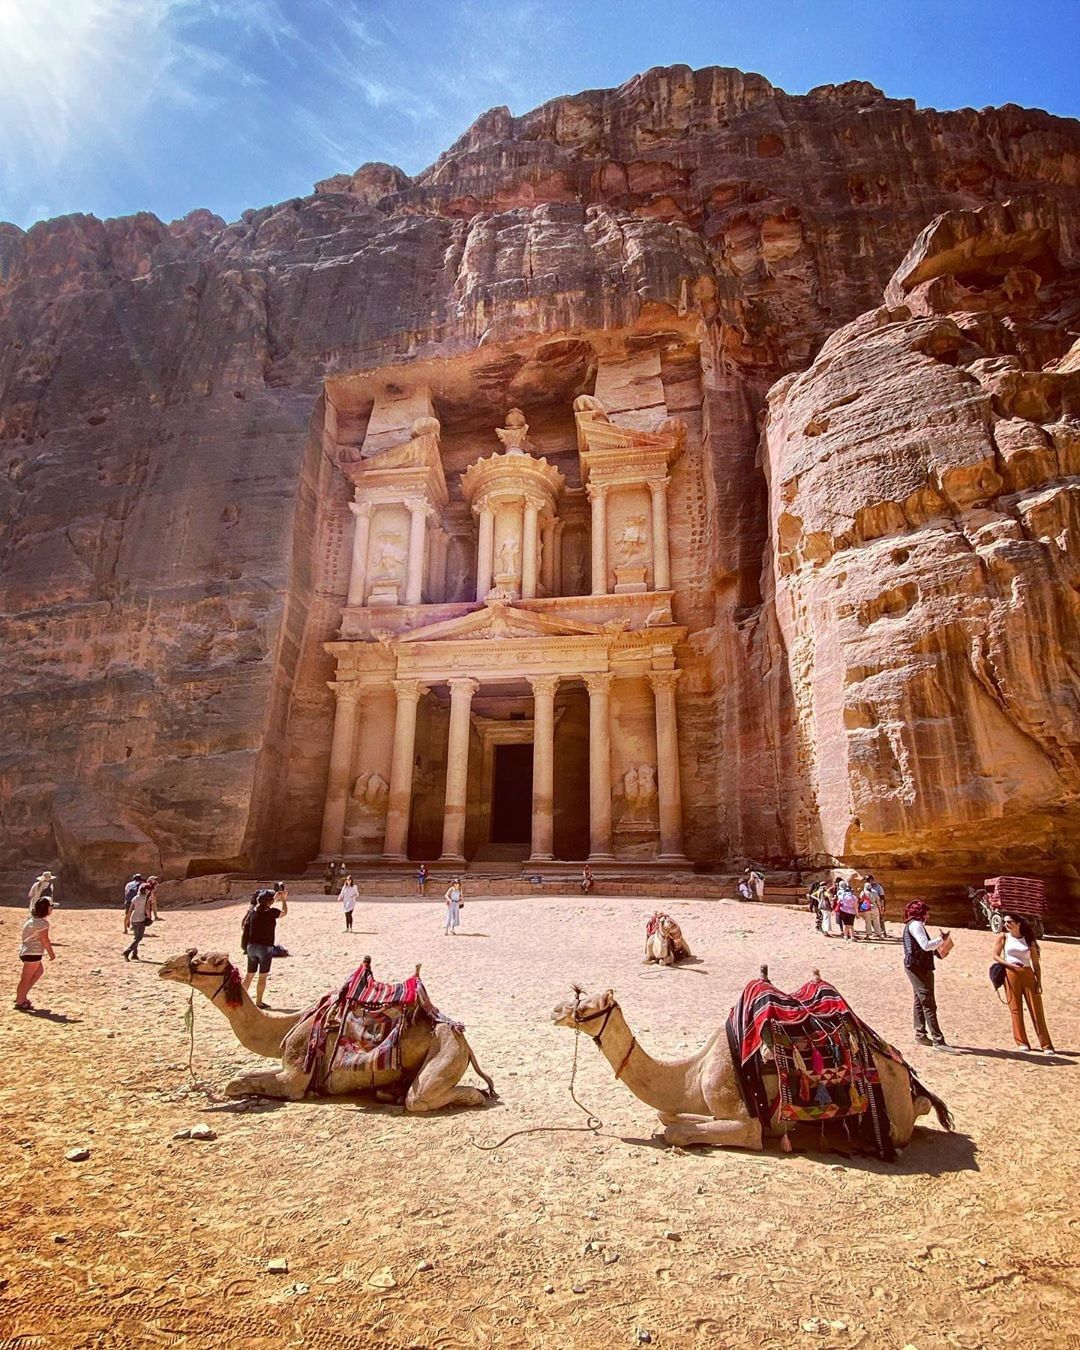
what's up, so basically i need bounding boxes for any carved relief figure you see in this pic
[621,763,658,823]
[496,535,520,576]
[351,772,389,815]
[372,531,407,578]
[615,514,648,565]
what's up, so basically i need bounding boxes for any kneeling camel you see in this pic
[160,949,495,1112]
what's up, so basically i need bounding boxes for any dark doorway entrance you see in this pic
[491,743,533,844]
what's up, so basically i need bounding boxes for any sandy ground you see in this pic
[1,889,1077,1349]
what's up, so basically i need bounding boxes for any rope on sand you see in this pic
[468,1027,603,1152]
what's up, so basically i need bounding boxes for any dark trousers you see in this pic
[344,909,353,930]
[125,920,147,957]
[906,968,944,1042]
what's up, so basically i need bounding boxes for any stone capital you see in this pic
[349,500,374,519]
[648,477,672,497]
[647,669,682,693]
[586,482,610,503]
[328,679,363,704]
[406,497,433,519]
[447,676,480,700]
[583,671,614,698]
[392,679,430,704]
[528,674,561,699]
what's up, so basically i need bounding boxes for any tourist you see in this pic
[123,882,152,961]
[902,900,956,1051]
[834,876,858,940]
[242,888,287,1008]
[994,914,1055,1053]
[744,867,765,902]
[322,861,337,896]
[123,872,144,910]
[416,862,429,896]
[807,880,825,933]
[861,874,887,938]
[27,870,55,911]
[580,864,594,895]
[16,896,55,1010]
[818,882,837,936]
[444,877,463,935]
[339,874,359,932]
[145,875,159,924]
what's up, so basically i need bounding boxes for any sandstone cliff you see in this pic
[0,65,1077,903]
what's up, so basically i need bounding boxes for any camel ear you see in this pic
[602,988,615,1007]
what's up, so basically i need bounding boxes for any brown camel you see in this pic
[553,987,948,1151]
[160,950,496,1111]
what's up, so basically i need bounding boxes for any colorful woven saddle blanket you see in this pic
[301,959,463,1091]
[646,912,690,959]
[725,977,907,1158]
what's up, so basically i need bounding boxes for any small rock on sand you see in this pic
[64,1148,90,1163]
[267,1258,289,1274]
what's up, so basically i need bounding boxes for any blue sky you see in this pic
[1,0,1077,231]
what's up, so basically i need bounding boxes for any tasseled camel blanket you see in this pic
[645,912,692,961]
[301,959,462,1092]
[726,976,920,1160]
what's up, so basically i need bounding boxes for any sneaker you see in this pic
[1016,1044,1034,1052]
[914,1034,932,1046]
[14,1001,32,1011]
[1042,1046,1057,1055]
[932,1042,960,1053]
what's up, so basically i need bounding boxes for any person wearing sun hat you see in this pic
[27,871,56,912]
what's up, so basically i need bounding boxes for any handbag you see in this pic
[858,898,872,912]
[989,961,1007,991]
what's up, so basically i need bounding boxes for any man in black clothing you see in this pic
[241,889,287,1008]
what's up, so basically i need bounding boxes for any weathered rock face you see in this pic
[765,201,1080,890]
[0,64,1078,901]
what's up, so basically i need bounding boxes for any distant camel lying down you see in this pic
[645,912,692,965]
[160,950,496,1112]
[553,981,952,1155]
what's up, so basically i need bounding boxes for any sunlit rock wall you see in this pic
[1,65,1078,897]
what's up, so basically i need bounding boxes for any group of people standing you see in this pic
[810,875,887,940]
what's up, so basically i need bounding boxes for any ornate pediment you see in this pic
[397,600,621,644]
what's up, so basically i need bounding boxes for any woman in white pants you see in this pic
[444,878,462,935]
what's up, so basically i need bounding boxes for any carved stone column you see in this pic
[552,520,565,594]
[319,681,363,856]
[383,680,429,860]
[588,483,609,595]
[540,518,556,595]
[475,505,495,600]
[521,497,541,599]
[440,677,478,861]
[347,502,373,607]
[528,674,559,861]
[649,477,672,591]
[648,669,686,860]
[404,500,429,605]
[584,671,614,859]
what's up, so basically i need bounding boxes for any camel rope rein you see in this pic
[469,1014,604,1153]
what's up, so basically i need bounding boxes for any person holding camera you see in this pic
[902,900,957,1051]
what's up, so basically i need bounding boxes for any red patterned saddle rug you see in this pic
[725,977,907,1158]
[301,959,462,1091]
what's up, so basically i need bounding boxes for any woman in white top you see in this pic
[994,914,1054,1053]
[339,875,360,932]
[444,878,462,935]
[16,897,55,1011]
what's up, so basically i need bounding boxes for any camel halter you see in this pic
[573,994,637,1082]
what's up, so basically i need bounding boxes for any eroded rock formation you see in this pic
[0,64,1077,903]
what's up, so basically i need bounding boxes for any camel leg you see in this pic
[224,1063,310,1101]
[405,1026,489,1114]
[663,1117,764,1150]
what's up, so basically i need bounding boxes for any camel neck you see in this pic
[591,1005,707,1116]
[204,982,303,1058]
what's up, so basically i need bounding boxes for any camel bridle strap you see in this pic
[573,997,637,1081]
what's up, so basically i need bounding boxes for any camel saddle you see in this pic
[301,959,462,1091]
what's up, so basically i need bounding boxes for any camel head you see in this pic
[159,949,244,1006]
[551,986,617,1036]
